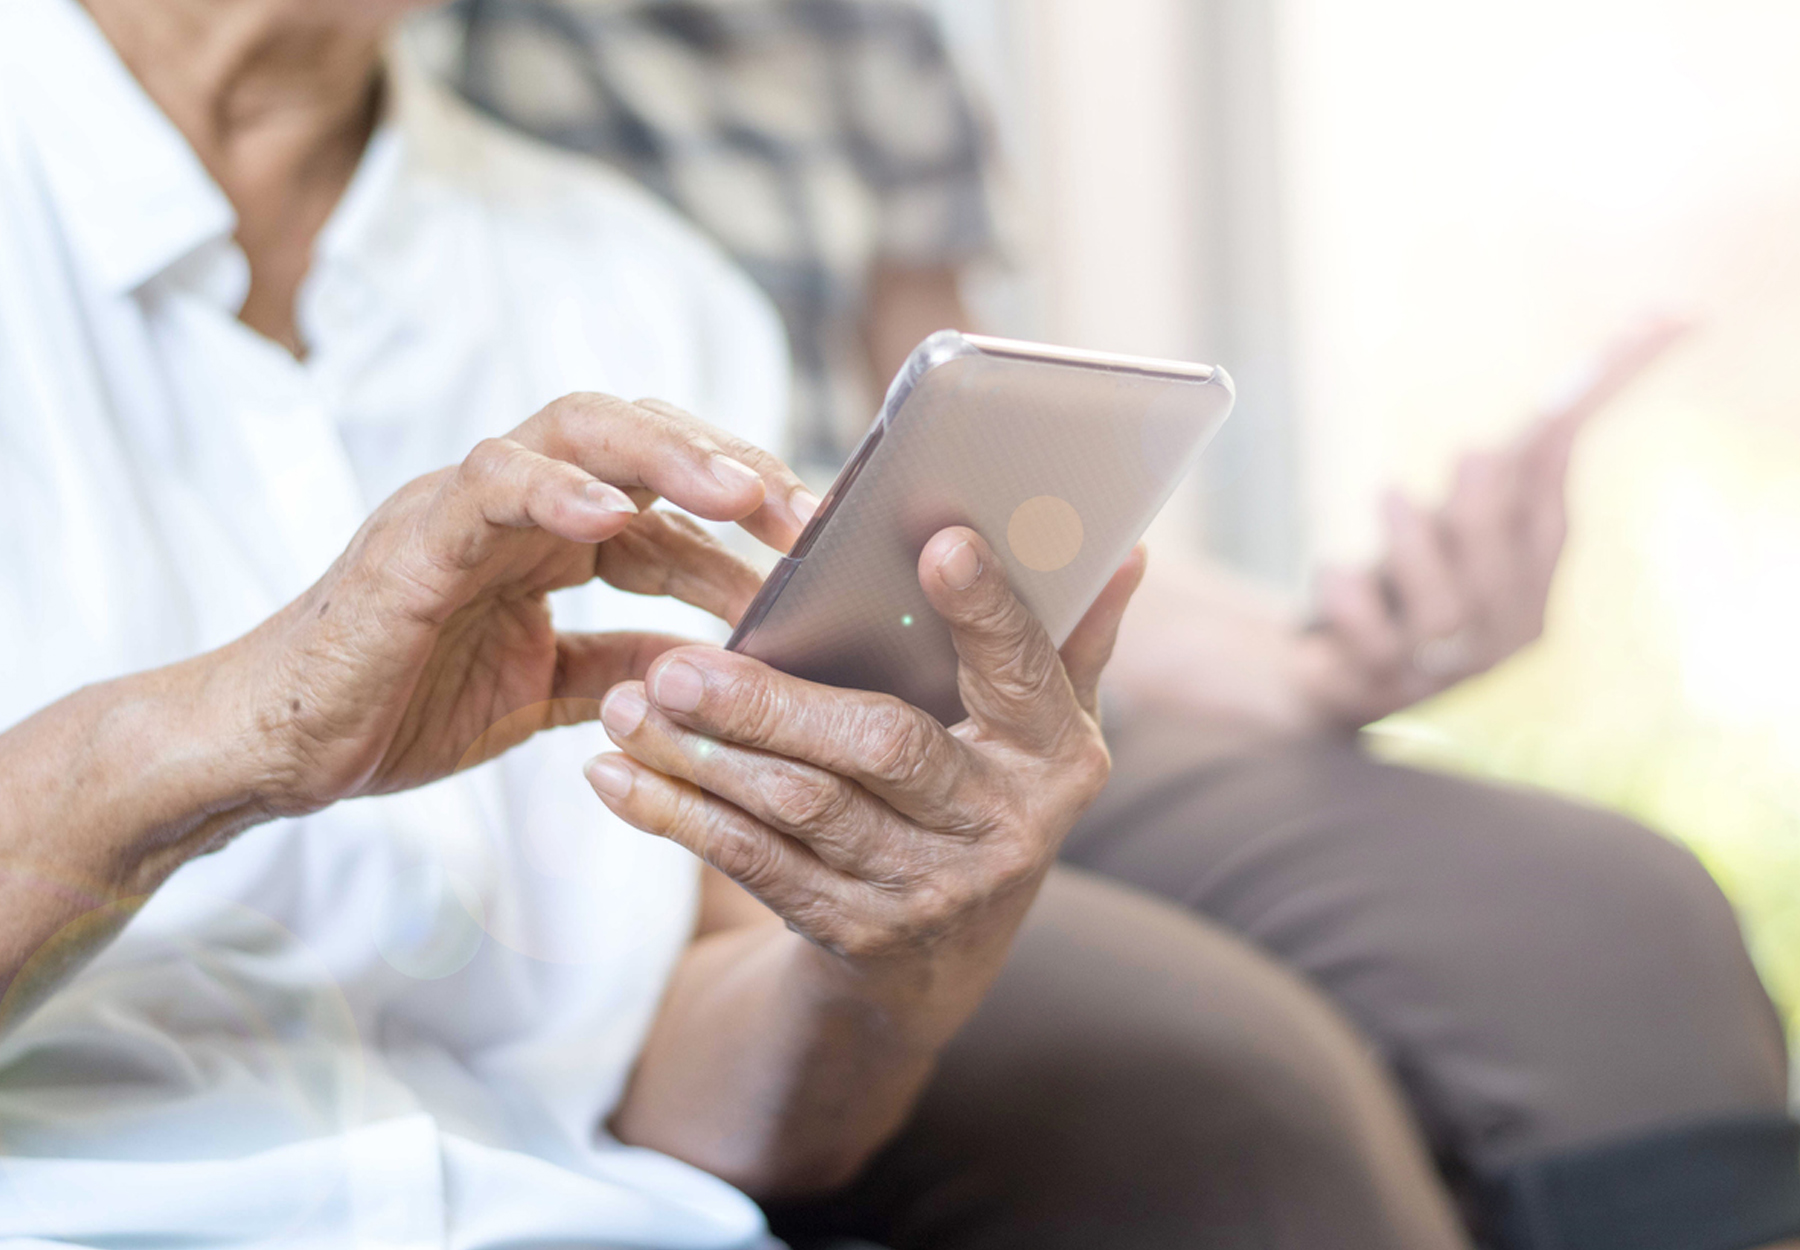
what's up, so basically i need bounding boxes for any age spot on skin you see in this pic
[1007,495,1084,573]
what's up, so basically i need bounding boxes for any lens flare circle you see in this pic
[1007,495,1085,573]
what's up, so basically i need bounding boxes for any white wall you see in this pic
[1028,0,1202,360]
[1278,0,1800,565]
[932,0,1205,359]
[933,0,1223,558]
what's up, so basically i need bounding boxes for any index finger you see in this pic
[516,392,819,552]
[638,646,984,829]
[1533,314,1690,436]
[595,508,767,627]
[636,398,821,550]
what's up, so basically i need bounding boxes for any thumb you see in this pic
[553,631,701,702]
[917,527,1082,747]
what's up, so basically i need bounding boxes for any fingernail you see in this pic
[938,540,982,591]
[586,756,633,800]
[710,455,762,493]
[791,488,821,526]
[650,660,705,714]
[582,480,637,514]
[601,685,648,736]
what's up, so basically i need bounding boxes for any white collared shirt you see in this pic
[0,0,789,1245]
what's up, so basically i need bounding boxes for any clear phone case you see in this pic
[728,331,1235,725]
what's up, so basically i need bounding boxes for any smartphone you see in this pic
[727,331,1235,725]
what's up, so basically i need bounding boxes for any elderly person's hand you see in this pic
[0,392,811,1024]
[244,394,815,815]
[594,531,1139,960]
[1294,410,1588,728]
[593,531,1147,1191]
[1300,316,1686,727]
[1106,317,1686,737]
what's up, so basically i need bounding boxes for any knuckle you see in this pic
[936,875,986,925]
[535,394,581,434]
[725,673,791,749]
[460,437,518,489]
[765,768,852,832]
[541,392,587,418]
[1005,635,1059,690]
[809,912,885,961]
[630,398,707,448]
[839,889,947,959]
[702,819,778,892]
[680,427,723,464]
[542,392,628,449]
[980,635,1061,713]
[895,890,956,943]
[986,834,1049,892]
[967,590,1025,638]
[861,703,938,788]
[634,395,692,421]
[545,391,603,427]
[1065,734,1113,806]
[831,915,889,961]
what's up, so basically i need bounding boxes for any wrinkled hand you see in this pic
[242,393,815,815]
[586,531,1145,981]
[1299,316,1686,727]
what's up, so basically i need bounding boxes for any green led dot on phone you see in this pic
[900,614,915,628]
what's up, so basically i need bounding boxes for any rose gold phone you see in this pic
[728,331,1235,724]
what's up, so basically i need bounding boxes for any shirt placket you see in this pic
[158,254,370,602]
[238,352,369,596]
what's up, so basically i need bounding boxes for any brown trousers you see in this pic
[768,717,1793,1250]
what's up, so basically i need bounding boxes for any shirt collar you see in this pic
[4,0,238,297]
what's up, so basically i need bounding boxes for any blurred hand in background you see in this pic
[1106,317,1689,735]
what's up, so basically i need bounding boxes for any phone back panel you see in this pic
[728,332,1234,725]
